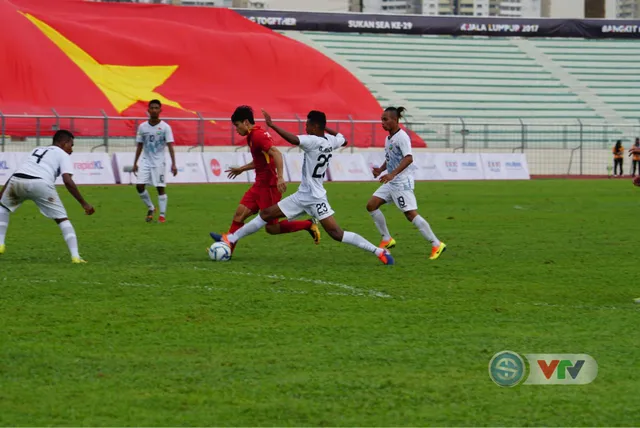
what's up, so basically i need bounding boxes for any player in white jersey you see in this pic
[367,107,446,260]
[0,130,95,263]
[132,99,177,223]
[210,109,394,265]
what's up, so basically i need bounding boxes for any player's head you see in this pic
[231,105,255,136]
[148,99,162,120]
[305,110,327,136]
[53,129,75,154]
[381,106,406,133]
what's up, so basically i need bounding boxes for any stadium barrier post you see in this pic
[0,111,4,152]
[578,119,584,176]
[348,115,355,153]
[51,108,60,131]
[35,117,40,147]
[196,112,205,152]
[295,114,303,135]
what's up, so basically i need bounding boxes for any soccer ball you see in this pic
[208,242,231,261]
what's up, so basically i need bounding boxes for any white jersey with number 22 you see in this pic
[297,133,345,199]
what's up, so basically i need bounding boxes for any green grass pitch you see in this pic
[0,179,638,426]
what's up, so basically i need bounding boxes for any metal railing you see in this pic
[2,111,640,175]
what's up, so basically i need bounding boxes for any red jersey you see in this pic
[247,125,278,187]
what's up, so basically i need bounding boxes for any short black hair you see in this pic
[384,106,406,120]
[53,130,74,144]
[149,99,162,108]
[231,105,255,125]
[307,110,327,130]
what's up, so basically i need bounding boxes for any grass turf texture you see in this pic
[0,180,638,426]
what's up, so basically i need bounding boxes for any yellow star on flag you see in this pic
[21,12,189,115]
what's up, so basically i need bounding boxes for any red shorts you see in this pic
[239,185,281,225]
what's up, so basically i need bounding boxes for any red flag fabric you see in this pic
[0,0,426,147]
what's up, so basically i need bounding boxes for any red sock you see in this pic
[279,220,312,234]
[228,221,244,251]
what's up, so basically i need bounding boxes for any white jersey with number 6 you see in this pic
[15,146,74,185]
[297,133,345,199]
[136,121,174,167]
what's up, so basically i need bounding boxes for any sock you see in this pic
[369,209,391,241]
[58,220,80,259]
[158,194,168,216]
[228,215,267,244]
[0,208,10,245]
[279,219,312,234]
[139,190,154,210]
[412,215,440,247]
[341,231,384,257]
[228,221,244,234]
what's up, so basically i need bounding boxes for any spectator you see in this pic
[629,138,640,177]
[613,140,624,177]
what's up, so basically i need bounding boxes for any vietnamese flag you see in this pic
[0,0,426,147]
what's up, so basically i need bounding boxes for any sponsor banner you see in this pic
[202,152,248,183]
[284,153,304,182]
[481,153,530,180]
[113,152,208,184]
[328,153,371,181]
[51,153,116,185]
[167,152,208,184]
[412,153,442,181]
[242,152,257,184]
[0,152,19,181]
[235,9,640,39]
[431,153,484,180]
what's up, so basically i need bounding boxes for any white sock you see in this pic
[369,209,391,241]
[139,190,154,210]
[228,215,267,244]
[158,194,168,216]
[412,215,440,247]
[342,231,384,257]
[0,207,10,245]
[58,220,80,259]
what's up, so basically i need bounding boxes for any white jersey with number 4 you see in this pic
[298,133,345,199]
[136,121,174,167]
[385,129,416,187]
[15,146,73,185]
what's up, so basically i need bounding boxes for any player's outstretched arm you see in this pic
[262,109,300,145]
[226,161,254,180]
[62,174,95,215]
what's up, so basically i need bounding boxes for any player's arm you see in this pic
[165,125,177,176]
[380,155,413,184]
[325,127,349,147]
[267,146,287,194]
[372,161,387,179]
[132,143,143,175]
[262,109,300,145]
[62,173,94,215]
[167,143,177,176]
[226,161,255,180]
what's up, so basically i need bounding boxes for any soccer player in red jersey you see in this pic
[223,106,320,253]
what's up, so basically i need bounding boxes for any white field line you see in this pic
[2,272,393,299]
[192,267,394,299]
[516,301,639,312]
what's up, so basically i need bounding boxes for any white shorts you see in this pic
[278,191,335,221]
[137,163,166,187]
[0,176,68,219]
[373,182,418,212]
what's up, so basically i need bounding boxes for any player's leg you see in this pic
[136,165,155,222]
[227,203,256,253]
[263,187,320,244]
[0,178,24,254]
[154,166,168,223]
[394,190,446,260]
[367,185,394,249]
[210,202,288,245]
[32,182,85,263]
[318,214,394,265]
